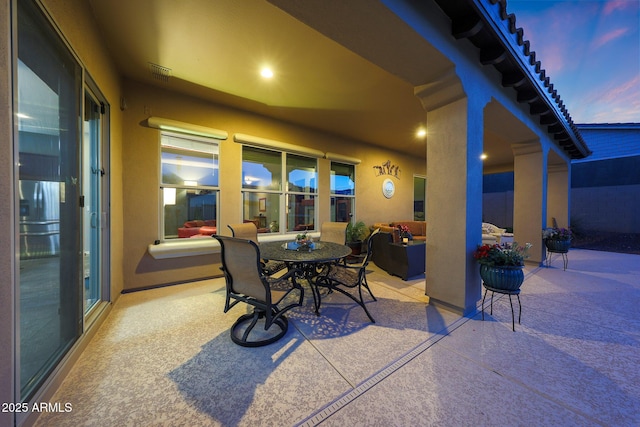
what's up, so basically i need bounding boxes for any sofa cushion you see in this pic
[184,220,207,228]
[178,227,202,238]
[374,221,426,243]
[372,224,398,242]
[198,226,217,236]
[482,222,506,236]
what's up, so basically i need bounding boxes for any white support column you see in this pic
[513,142,546,264]
[424,96,485,315]
[547,163,570,228]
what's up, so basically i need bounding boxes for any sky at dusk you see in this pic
[506,0,640,124]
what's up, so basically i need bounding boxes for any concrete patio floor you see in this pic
[36,248,639,426]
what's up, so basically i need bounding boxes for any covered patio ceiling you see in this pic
[88,0,585,166]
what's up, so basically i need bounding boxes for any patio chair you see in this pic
[228,222,286,275]
[213,235,304,347]
[320,221,349,265]
[315,228,380,322]
[320,221,348,244]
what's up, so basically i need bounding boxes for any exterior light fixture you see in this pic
[260,67,274,78]
[480,153,488,160]
[416,128,426,138]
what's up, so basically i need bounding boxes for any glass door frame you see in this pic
[82,76,110,327]
[13,2,111,418]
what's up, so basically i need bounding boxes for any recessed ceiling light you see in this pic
[260,67,274,79]
[416,128,426,138]
[480,153,488,160]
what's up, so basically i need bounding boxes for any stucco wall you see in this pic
[483,191,514,229]
[121,79,426,291]
[484,185,640,234]
[572,185,640,233]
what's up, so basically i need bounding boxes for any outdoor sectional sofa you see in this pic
[482,222,514,245]
[372,221,426,243]
[370,231,426,280]
[177,220,217,238]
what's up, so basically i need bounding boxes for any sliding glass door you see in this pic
[15,0,114,403]
[17,0,82,399]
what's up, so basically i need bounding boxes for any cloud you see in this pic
[513,3,595,74]
[601,75,640,103]
[603,0,638,15]
[591,27,631,49]
[575,75,640,122]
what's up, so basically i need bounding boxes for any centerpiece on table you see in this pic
[288,231,315,252]
[473,242,532,291]
[542,227,572,253]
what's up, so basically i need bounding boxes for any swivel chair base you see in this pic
[230,309,289,347]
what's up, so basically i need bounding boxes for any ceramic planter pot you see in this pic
[544,239,571,253]
[479,264,524,291]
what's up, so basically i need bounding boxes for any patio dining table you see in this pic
[259,240,352,315]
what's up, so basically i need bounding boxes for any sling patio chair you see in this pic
[314,228,380,323]
[320,221,348,244]
[227,222,287,275]
[213,235,304,347]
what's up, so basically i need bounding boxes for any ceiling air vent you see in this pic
[149,62,171,83]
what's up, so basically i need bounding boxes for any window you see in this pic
[161,132,219,239]
[242,146,317,233]
[414,175,426,221]
[330,162,355,222]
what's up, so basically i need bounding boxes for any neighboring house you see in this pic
[483,123,640,234]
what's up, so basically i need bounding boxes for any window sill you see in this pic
[147,238,221,259]
[147,232,321,259]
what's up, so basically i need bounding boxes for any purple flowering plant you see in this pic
[542,227,572,241]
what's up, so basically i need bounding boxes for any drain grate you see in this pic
[295,315,471,426]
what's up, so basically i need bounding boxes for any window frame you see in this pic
[159,130,221,241]
[241,145,318,235]
[330,161,356,223]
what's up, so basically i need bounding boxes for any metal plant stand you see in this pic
[544,239,571,271]
[482,285,521,332]
[545,250,569,270]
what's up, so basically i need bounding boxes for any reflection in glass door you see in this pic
[17,0,82,400]
[83,91,103,314]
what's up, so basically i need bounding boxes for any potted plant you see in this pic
[346,221,369,255]
[473,242,532,291]
[542,227,572,253]
[396,224,412,244]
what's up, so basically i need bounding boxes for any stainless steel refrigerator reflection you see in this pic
[19,180,60,259]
